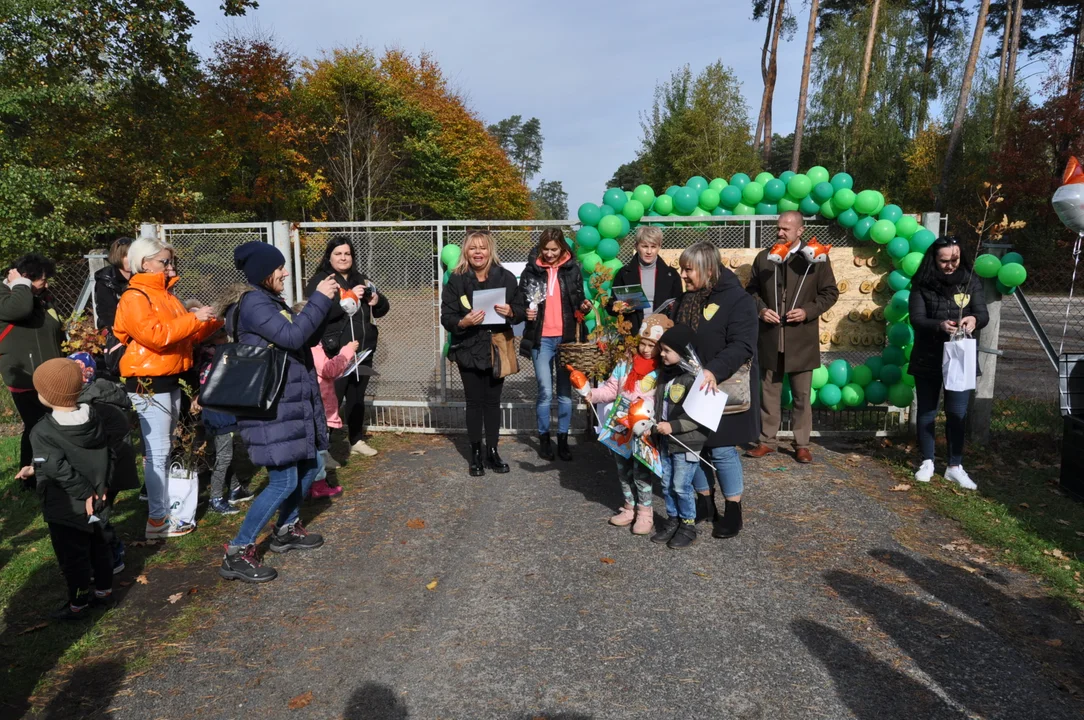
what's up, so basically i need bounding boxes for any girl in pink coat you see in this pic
[310,338,359,498]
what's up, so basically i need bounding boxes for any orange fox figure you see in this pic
[339,287,360,315]
[566,365,589,392]
[766,243,790,265]
[800,237,831,263]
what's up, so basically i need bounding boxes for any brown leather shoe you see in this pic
[746,444,775,458]
[795,447,813,464]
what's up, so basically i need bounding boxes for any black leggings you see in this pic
[12,390,48,468]
[335,356,373,445]
[459,366,505,445]
[49,522,113,605]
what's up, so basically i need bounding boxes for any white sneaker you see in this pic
[350,439,378,457]
[944,465,977,490]
[321,450,341,470]
[914,459,935,483]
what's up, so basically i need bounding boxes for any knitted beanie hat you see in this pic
[33,358,85,408]
[658,323,697,356]
[234,241,286,286]
[639,313,674,342]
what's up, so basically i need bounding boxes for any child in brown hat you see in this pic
[14,358,114,620]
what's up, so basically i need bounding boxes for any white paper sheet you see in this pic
[472,288,506,325]
[682,370,728,433]
[338,348,373,379]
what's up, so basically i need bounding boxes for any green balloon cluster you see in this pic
[807,351,915,412]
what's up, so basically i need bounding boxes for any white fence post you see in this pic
[290,223,303,303]
[271,221,294,305]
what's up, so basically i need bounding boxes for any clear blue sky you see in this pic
[185,1,1031,217]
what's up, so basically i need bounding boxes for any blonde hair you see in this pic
[678,241,721,289]
[452,230,501,275]
[634,226,663,247]
[128,236,175,275]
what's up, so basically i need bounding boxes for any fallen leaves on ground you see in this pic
[409,450,426,455]
[406,518,425,529]
[135,575,148,585]
[890,484,911,492]
[167,593,183,604]
[1044,549,1068,560]
[426,579,438,591]
[287,691,313,710]
[600,557,615,564]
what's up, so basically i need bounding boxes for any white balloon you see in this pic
[1052,182,1084,234]
[339,297,359,316]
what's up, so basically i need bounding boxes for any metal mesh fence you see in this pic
[49,258,91,318]
[159,224,273,305]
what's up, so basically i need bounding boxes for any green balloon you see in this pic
[733,202,756,216]
[692,206,711,217]
[819,200,838,219]
[807,166,830,185]
[828,358,851,387]
[879,204,903,223]
[811,364,829,389]
[799,196,821,215]
[622,199,645,222]
[598,214,622,239]
[599,204,615,217]
[890,289,910,312]
[439,243,461,269]
[887,270,911,292]
[974,254,1002,279]
[887,237,910,259]
[442,269,451,285]
[909,229,936,254]
[880,364,902,385]
[580,251,601,274]
[673,187,699,214]
[596,238,620,261]
[838,208,859,228]
[853,189,879,215]
[819,383,842,406]
[709,177,728,191]
[632,184,655,209]
[781,375,794,409]
[882,346,904,366]
[763,178,787,203]
[901,251,924,277]
[603,187,627,212]
[865,380,888,405]
[698,188,721,211]
[742,182,765,205]
[865,356,884,378]
[686,176,708,193]
[712,207,733,216]
[665,185,681,197]
[842,383,864,407]
[603,258,623,273]
[883,304,908,324]
[851,364,873,387]
[780,171,796,184]
[576,225,601,251]
[811,181,835,204]
[888,322,914,347]
[831,188,856,211]
[778,195,801,213]
[888,383,914,407]
[616,214,631,239]
[895,215,919,239]
[810,386,818,407]
[871,192,886,216]
[624,190,633,200]
[755,202,778,215]
[730,173,751,189]
[1002,251,1024,265]
[719,186,742,209]
[853,216,875,241]
[787,174,813,199]
[871,219,896,244]
[755,172,775,185]
[997,262,1027,287]
[652,194,674,215]
[996,279,1017,295]
[830,172,854,192]
[578,202,602,227]
[901,364,915,388]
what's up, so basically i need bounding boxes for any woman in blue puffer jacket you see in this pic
[217,242,340,584]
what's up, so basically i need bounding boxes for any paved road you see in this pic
[101,438,1082,720]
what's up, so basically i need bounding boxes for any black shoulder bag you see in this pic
[200,294,289,417]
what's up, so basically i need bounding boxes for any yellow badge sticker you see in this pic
[640,375,656,391]
[953,293,970,308]
[279,310,293,322]
[669,383,685,403]
[47,308,59,321]
[460,295,471,310]
[703,303,719,321]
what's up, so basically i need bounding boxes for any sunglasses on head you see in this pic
[933,236,961,247]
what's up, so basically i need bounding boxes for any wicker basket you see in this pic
[558,307,608,378]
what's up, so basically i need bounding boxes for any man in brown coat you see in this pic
[745,211,839,463]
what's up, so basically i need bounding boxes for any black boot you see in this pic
[486,444,509,473]
[538,433,555,461]
[469,442,485,477]
[668,520,698,549]
[712,500,743,539]
[695,491,718,523]
[557,433,573,461]
[650,516,680,544]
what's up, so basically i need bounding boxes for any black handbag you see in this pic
[200,296,288,417]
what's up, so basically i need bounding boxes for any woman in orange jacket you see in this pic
[113,237,222,539]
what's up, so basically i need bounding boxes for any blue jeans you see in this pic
[915,377,970,466]
[531,336,572,434]
[129,389,180,520]
[231,457,320,547]
[662,444,697,520]
[692,446,745,499]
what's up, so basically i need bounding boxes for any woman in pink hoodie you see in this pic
[310,338,359,498]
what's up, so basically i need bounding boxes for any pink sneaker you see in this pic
[309,479,343,499]
[609,503,635,527]
[632,505,654,535]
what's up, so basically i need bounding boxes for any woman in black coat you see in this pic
[670,241,760,540]
[603,226,682,330]
[908,236,988,491]
[92,237,133,330]
[440,230,525,476]
[517,228,591,462]
[304,236,390,458]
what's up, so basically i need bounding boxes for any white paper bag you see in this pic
[942,337,977,391]
[168,462,199,526]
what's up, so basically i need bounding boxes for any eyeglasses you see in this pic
[151,257,175,268]
[933,236,961,247]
